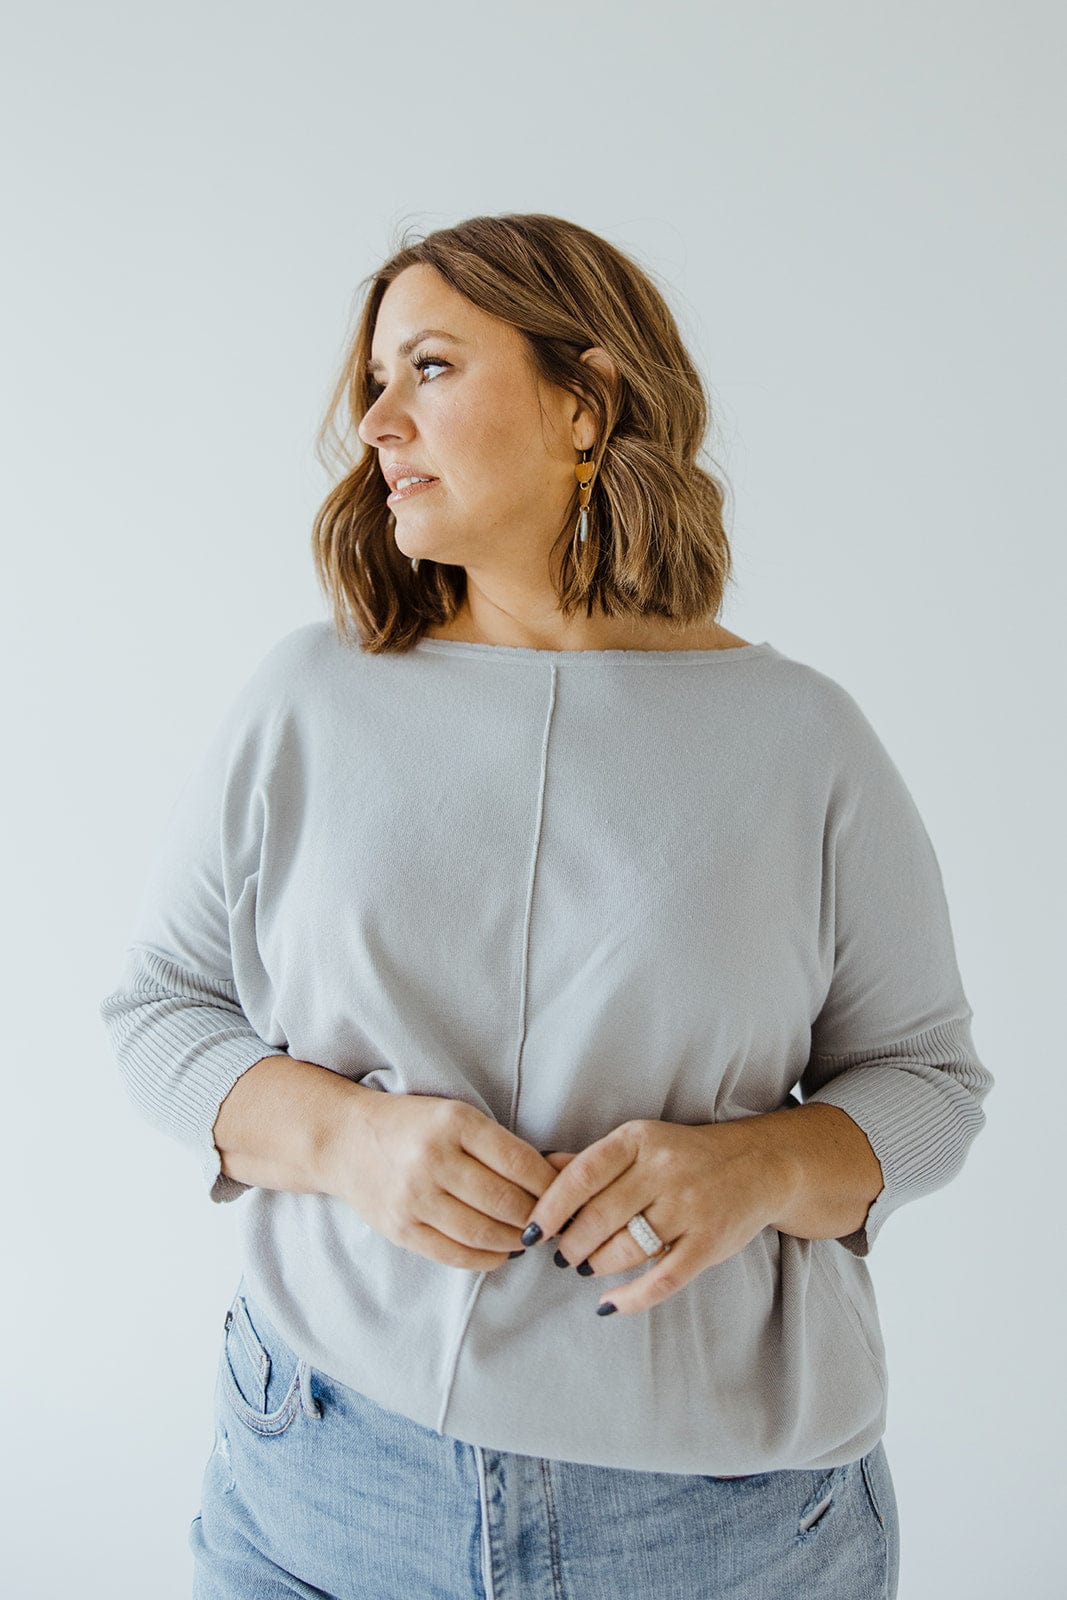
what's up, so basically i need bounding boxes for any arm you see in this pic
[211,1052,384,1195]
[217,1057,571,1272]
[741,1101,886,1242]
[98,636,311,1202]
[99,944,285,1202]
[789,686,993,1256]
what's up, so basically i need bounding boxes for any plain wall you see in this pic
[3,2,1063,1595]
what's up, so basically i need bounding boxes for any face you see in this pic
[358,263,587,579]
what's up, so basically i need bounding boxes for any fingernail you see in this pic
[576,1260,594,1277]
[521,1222,543,1246]
[596,1302,617,1316]
[508,1249,526,1258]
[553,1249,570,1268]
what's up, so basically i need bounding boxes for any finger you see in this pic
[447,1150,558,1231]
[593,1237,699,1317]
[521,1128,640,1246]
[542,1152,578,1171]
[549,1170,653,1267]
[581,1215,670,1278]
[406,1218,515,1273]
[416,1188,528,1256]
[459,1118,562,1204]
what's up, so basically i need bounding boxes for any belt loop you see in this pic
[299,1361,322,1419]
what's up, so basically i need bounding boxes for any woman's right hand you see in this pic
[320,1086,567,1271]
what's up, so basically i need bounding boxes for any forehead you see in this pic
[370,263,520,358]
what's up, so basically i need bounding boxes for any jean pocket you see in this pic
[219,1288,311,1435]
[859,1442,889,1531]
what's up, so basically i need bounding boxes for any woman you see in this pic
[99,212,993,1599]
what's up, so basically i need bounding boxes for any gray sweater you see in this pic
[98,622,992,1474]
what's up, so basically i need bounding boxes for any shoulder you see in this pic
[189,623,345,773]
[764,649,886,746]
[749,648,871,748]
[242,619,343,685]
[224,620,361,715]
[757,651,915,820]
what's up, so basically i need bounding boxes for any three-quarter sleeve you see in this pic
[99,945,279,1203]
[798,687,993,1257]
[98,647,292,1204]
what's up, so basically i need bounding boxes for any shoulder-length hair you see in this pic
[311,213,735,653]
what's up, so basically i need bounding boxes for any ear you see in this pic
[572,347,618,447]
[578,346,618,387]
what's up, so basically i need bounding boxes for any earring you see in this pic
[411,557,420,572]
[575,448,597,544]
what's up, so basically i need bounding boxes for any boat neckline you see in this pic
[411,638,777,663]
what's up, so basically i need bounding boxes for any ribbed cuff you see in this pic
[803,1016,989,1256]
[100,945,285,1205]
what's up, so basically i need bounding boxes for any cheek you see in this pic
[484,406,555,489]
[431,395,493,475]
[445,401,544,490]
[429,368,552,492]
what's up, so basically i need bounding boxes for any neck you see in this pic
[422,595,748,654]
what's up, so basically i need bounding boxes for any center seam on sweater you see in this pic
[507,662,558,1134]
[434,662,559,1439]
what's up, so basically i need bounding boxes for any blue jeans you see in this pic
[190,1277,899,1598]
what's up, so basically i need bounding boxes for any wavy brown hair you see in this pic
[311,213,735,653]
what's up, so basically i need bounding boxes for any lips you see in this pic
[387,477,439,505]
[383,463,438,490]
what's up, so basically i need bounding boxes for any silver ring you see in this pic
[626,1212,671,1258]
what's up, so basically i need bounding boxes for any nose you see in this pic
[357,392,415,451]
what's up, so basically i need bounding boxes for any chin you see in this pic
[399,546,452,565]
[396,534,467,567]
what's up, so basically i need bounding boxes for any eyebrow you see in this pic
[366,328,466,375]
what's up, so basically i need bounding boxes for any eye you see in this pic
[367,351,451,399]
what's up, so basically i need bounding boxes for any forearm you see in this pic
[212,1054,380,1196]
[743,1103,885,1241]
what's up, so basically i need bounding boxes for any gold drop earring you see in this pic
[575,448,597,544]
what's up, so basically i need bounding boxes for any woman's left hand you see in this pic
[522,1118,795,1316]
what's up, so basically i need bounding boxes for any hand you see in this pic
[524,1118,793,1316]
[325,1090,561,1273]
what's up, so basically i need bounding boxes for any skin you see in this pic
[351,264,885,1316]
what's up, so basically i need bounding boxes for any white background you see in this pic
[3,3,1063,1595]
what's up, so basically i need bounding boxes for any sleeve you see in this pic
[98,643,295,1204]
[798,687,994,1257]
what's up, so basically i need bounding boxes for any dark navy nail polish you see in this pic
[576,1260,594,1277]
[596,1302,617,1316]
[508,1249,526,1258]
[553,1248,570,1268]
[521,1222,542,1246]
[539,1150,553,1158]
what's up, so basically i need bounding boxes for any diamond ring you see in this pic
[626,1212,671,1257]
